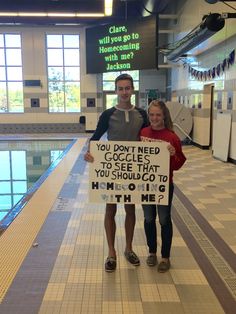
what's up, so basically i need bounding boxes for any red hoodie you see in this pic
[140,126,186,182]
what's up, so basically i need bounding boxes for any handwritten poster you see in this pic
[89,141,170,205]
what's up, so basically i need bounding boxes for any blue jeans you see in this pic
[142,183,174,258]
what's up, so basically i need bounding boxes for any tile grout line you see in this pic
[174,184,236,273]
[172,192,236,313]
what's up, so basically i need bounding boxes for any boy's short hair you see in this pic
[115,73,134,90]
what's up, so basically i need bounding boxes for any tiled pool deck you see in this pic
[0,135,235,314]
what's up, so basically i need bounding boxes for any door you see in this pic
[203,83,214,148]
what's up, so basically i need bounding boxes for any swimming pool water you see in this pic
[0,140,72,222]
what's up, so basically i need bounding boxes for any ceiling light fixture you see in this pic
[0,12,105,17]
[17,13,47,17]
[0,0,112,18]
[47,13,77,17]
[105,0,113,16]
[76,13,105,17]
[0,12,18,17]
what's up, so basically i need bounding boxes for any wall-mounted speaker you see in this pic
[31,98,40,107]
[87,98,96,107]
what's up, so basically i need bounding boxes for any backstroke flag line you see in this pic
[89,141,170,205]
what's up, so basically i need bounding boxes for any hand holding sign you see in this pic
[84,151,94,162]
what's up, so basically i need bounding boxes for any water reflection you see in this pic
[0,140,71,221]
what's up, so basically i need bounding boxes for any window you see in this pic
[46,34,81,113]
[0,151,27,220]
[0,34,24,113]
[103,70,139,109]
[50,150,63,163]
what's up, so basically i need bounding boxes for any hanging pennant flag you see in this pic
[216,64,221,76]
[228,49,235,65]
[187,49,235,81]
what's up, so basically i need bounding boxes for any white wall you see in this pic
[170,0,236,161]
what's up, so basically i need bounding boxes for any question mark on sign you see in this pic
[158,195,164,204]
[130,52,134,59]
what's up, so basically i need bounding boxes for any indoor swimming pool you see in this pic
[0,139,73,225]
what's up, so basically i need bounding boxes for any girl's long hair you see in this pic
[148,100,173,130]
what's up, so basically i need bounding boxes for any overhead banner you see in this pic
[89,141,170,205]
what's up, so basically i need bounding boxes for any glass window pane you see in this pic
[106,94,117,109]
[6,49,22,65]
[0,49,5,65]
[65,67,80,81]
[0,151,10,179]
[51,150,63,163]
[5,34,21,47]
[49,81,65,112]
[49,102,64,113]
[131,94,136,104]
[64,49,80,66]
[7,67,22,81]
[7,82,24,113]
[0,106,8,113]
[103,72,118,81]
[0,82,7,112]
[133,82,138,90]
[13,194,24,206]
[12,151,26,179]
[0,211,8,221]
[0,181,11,193]
[0,67,6,80]
[48,67,64,81]
[103,81,114,91]
[65,82,80,112]
[123,70,139,80]
[48,81,64,94]
[13,181,27,194]
[0,34,4,47]
[0,195,12,210]
[64,35,79,48]
[103,71,139,81]
[47,49,63,66]
[47,35,62,47]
